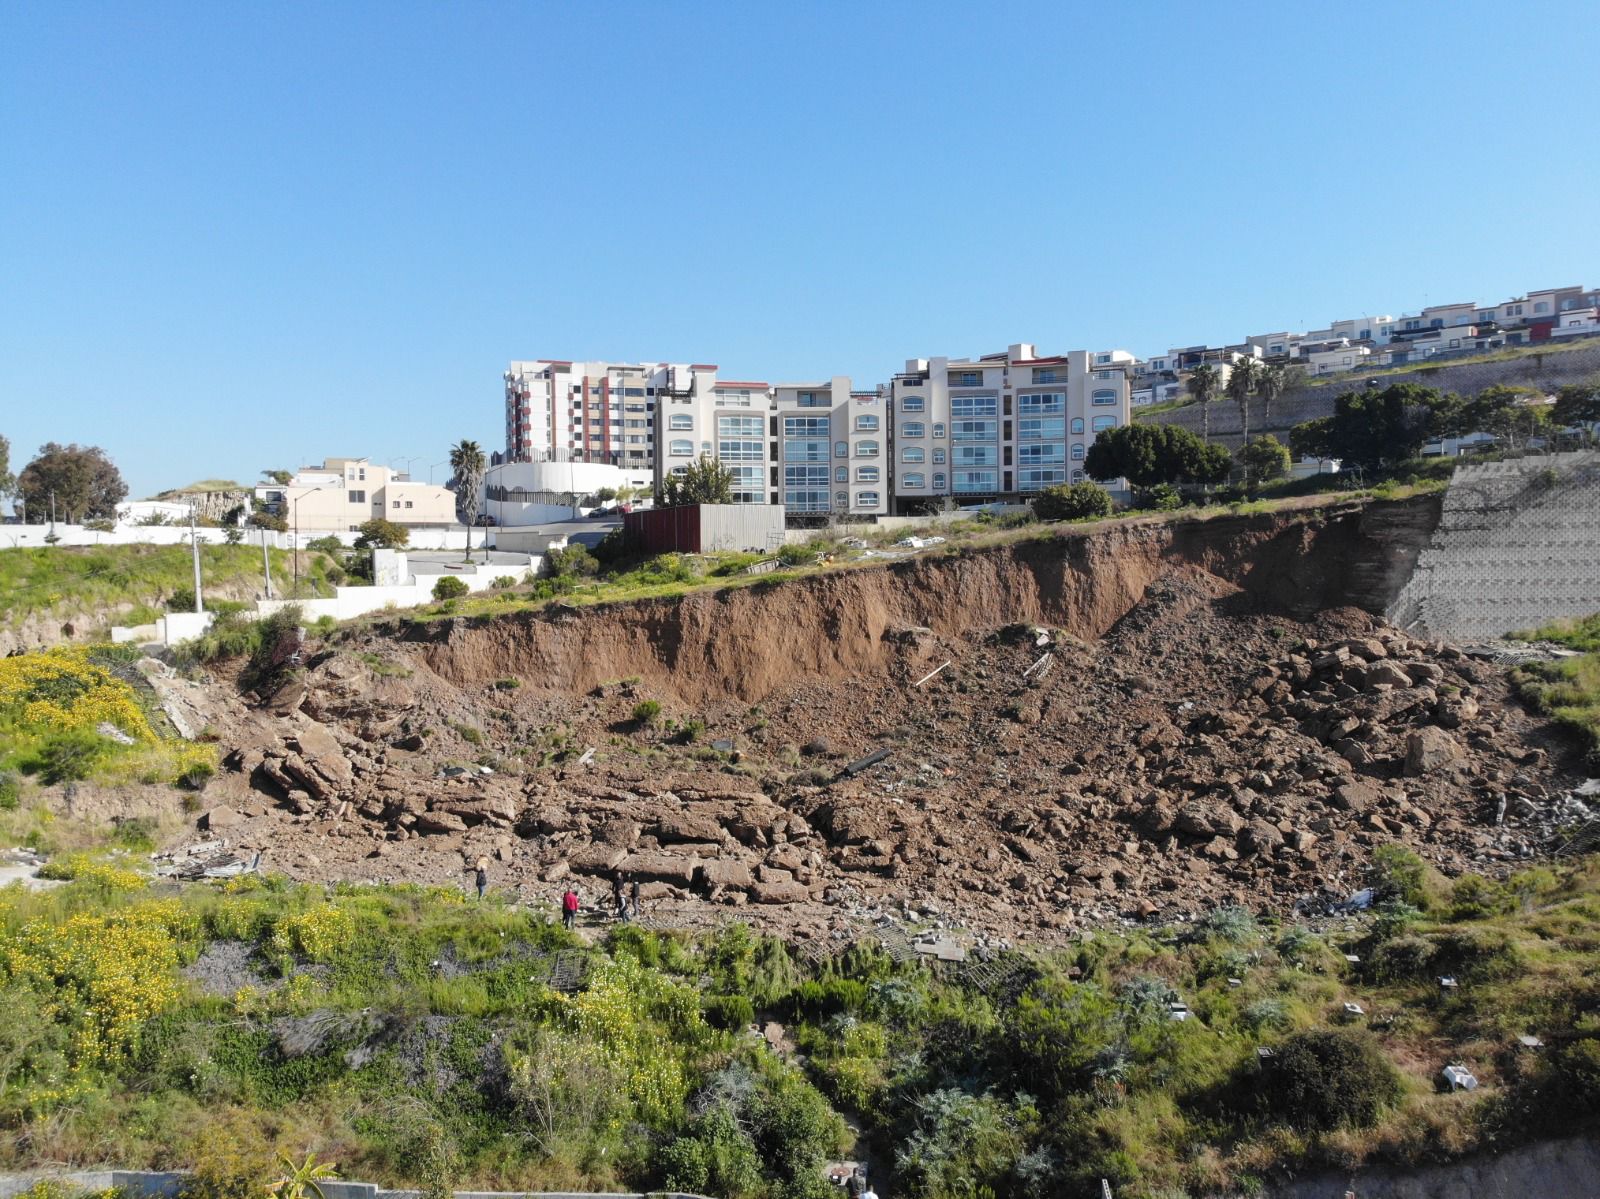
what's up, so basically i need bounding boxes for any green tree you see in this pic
[261,469,293,486]
[1256,362,1298,430]
[353,518,410,549]
[1288,382,1447,471]
[432,575,469,601]
[1237,435,1291,487]
[448,440,487,557]
[1552,381,1600,431]
[659,454,735,506]
[1226,357,1260,443]
[594,486,618,502]
[16,442,128,523]
[1085,423,1231,489]
[0,433,13,501]
[1033,482,1112,521]
[1187,363,1222,442]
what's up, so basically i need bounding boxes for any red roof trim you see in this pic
[713,380,769,389]
[689,363,719,370]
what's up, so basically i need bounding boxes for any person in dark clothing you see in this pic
[473,855,489,900]
[612,872,627,920]
[561,887,579,930]
[630,877,641,919]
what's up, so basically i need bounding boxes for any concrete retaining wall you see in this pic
[0,526,495,552]
[1389,450,1600,641]
[1141,340,1600,449]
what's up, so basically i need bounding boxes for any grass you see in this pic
[3,855,1600,1196]
[1510,612,1600,764]
[0,544,293,633]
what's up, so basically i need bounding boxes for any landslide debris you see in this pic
[187,521,1582,945]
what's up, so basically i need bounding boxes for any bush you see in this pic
[166,586,196,612]
[177,761,215,791]
[30,729,107,783]
[1372,843,1432,909]
[1260,1030,1402,1130]
[784,978,869,1020]
[1137,482,1184,511]
[491,575,517,589]
[1033,482,1113,522]
[353,518,409,549]
[1558,1038,1600,1112]
[632,699,661,725]
[431,575,469,601]
[702,994,756,1030]
[0,769,18,811]
[547,544,600,578]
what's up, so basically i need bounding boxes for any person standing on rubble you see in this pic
[561,885,580,931]
[630,875,641,920]
[473,855,489,900]
[612,871,627,920]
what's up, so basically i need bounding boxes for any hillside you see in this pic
[0,543,292,654]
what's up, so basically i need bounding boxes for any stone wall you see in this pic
[1141,340,1600,450]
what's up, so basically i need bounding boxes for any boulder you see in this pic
[1330,781,1381,812]
[1361,661,1414,691]
[654,813,725,845]
[1242,820,1285,854]
[620,851,699,886]
[594,816,641,847]
[699,859,754,889]
[1405,727,1464,776]
[290,723,354,788]
[569,844,628,873]
[414,810,468,834]
[751,880,811,904]
[200,806,242,831]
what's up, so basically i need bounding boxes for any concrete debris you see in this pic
[1440,1064,1479,1091]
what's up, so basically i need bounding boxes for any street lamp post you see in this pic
[291,487,324,596]
[427,459,450,484]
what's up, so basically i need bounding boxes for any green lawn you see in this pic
[1512,613,1600,764]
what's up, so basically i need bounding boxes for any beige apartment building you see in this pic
[256,458,457,536]
[771,377,889,518]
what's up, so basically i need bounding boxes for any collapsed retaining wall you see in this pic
[1389,450,1600,641]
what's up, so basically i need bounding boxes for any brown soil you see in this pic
[172,496,1584,946]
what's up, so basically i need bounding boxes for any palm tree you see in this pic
[1226,358,1259,443]
[271,1153,338,1199]
[1256,362,1296,433]
[448,439,486,559]
[1187,364,1222,443]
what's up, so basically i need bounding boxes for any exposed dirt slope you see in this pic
[186,494,1585,945]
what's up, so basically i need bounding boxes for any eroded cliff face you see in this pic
[396,495,1443,704]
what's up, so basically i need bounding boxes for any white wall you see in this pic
[0,524,290,549]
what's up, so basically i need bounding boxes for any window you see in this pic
[784,465,831,512]
[1092,389,1117,406]
[1018,468,1066,491]
[952,419,997,440]
[1070,417,1085,434]
[902,421,926,438]
[902,472,925,488]
[932,472,946,489]
[835,491,848,508]
[1095,353,1111,364]
[855,414,879,432]
[624,387,645,397]
[1070,444,1085,460]
[951,394,997,418]
[392,500,401,508]
[856,466,879,483]
[1091,416,1116,432]
[785,416,830,439]
[1534,301,1549,313]
[671,464,688,477]
[668,439,693,457]
[954,445,996,466]
[835,466,847,482]
[1269,343,1285,354]
[932,448,947,464]
[1032,368,1059,383]
[1018,417,1065,440]
[1018,392,1064,415]
[948,370,982,387]
[1071,469,1085,483]
[717,415,764,462]
[668,413,693,430]
[902,446,925,463]
[856,491,880,507]
[835,441,849,458]
[784,417,830,463]
[405,501,413,509]
[797,390,828,406]
[1017,442,1064,465]
[728,465,764,504]
[900,395,925,411]
[856,440,879,457]
[932,422,946,438]
[953,469,998,493]
[349,490,366,504]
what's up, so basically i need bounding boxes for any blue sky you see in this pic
[2,1,1596,499]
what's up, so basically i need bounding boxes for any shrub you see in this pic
[1138,482,1184,511]
[353,518,409,549]
[491,575,517,589]
[306,535,344,556]
[702,993,756,1030]
[632,699,661,725]
[166,586,196,612]
[777,543,819,567]
[0,769,18,811]
[31,729,107,783]
[1371,843,1431,908]
[177,760,215,791]
[493,676,521,690]
[431,575,469,601]
[1193,904,1258,943]
[1034,482,1113,522]
[1260,1030,1402,1130]
[1558,1038,1600,1112]
[547,544,600,578]
[676,717,706,744]
[784,977,869,1020]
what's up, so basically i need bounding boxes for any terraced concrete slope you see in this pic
[1390,450,1600,642]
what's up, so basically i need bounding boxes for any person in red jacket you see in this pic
[561,886,580,931]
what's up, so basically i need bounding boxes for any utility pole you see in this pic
[261,527,274,599]
[189,505,204,613]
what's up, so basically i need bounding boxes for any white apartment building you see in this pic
[889,343,1131,514]
[504,358,701,474]
[256,458,457,535]
[654,373,778,506]
[1305,342,1373,376]
[771,378,889,518]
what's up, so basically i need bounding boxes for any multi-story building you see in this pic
[654,372,778,505]
[771,377,889,518]
[255,457,457,536]
[504,358,701,474]
[888,343,1131,514]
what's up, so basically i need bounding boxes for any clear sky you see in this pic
[2,1,1596,499]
